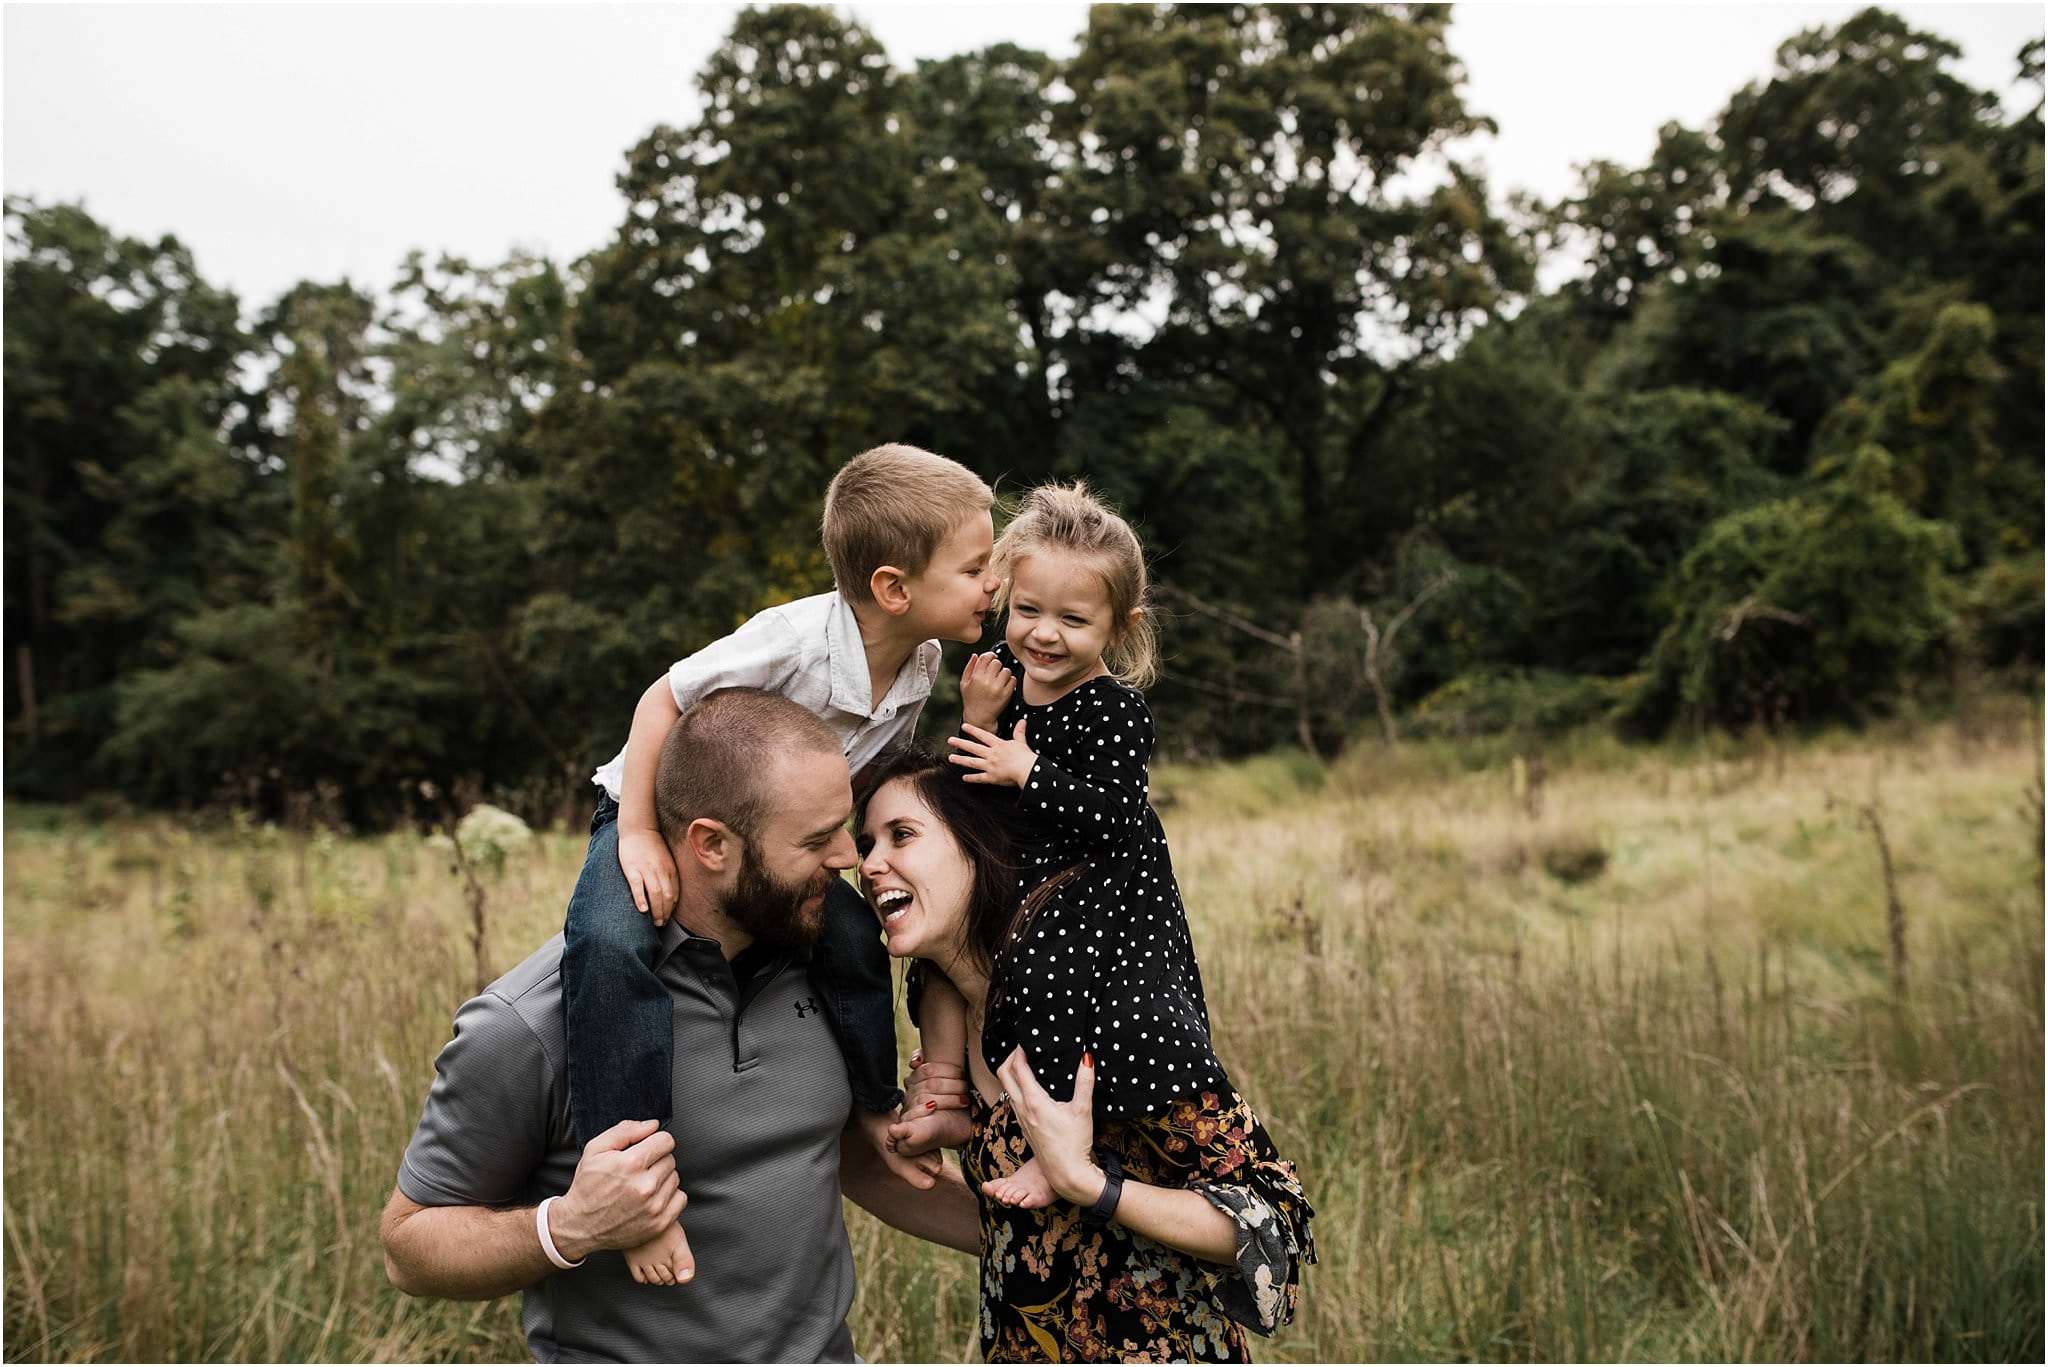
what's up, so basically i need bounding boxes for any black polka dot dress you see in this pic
[978,641,1230,1116]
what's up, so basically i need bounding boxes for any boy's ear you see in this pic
[684,818,738,872]
[868,565,913,618]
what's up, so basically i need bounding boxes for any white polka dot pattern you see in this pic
[978,642,1230,1116]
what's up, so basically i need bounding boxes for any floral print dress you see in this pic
[963,1084,1317,1363]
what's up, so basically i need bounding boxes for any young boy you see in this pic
[564,443,999,1285]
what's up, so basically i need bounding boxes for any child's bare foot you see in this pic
[860,1107,942,1187]
[624,1219,695,1286]
[980,1155,1056,1209]
[888,1103,975,1157]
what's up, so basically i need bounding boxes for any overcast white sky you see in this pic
[4,1,2041,310]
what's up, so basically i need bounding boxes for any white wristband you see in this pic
[536,1196,585,1270]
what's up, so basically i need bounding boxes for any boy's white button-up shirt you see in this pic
[590,590,942,800]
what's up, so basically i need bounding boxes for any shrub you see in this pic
[1622,447,1961,733]
[1406,669,1633,739]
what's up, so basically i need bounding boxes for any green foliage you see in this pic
[1814,300,2036,566]
[1407,670,1634,741]
[1542,389,1788,674]
[1624,449,1962,732]
[4,4,2041,816]
[1957,553,2045,669]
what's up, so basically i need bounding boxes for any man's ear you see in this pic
[868,565,913,618]
[683,818,738,873]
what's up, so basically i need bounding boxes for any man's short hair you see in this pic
[653,688,844,846]
[822,444,994,605]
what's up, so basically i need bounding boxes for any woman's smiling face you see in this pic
[857,776,974,962]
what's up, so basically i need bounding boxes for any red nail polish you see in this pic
[924,1099,937,1110]
[1082,1051,1094,1068]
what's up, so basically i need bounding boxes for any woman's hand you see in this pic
[892,1049,976,1157]
[948,719,1037,789]
[997,1045,1104,1206]
[902,1049,971,1117]
[959,652,1017,731]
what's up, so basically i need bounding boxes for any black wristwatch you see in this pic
[1083,1152,1123,1226]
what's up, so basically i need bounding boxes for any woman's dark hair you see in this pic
[853,744,1019,978]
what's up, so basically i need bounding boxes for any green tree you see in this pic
[1052,3,1534,593]
[1624,447,1961,732]
[3,197,254,795]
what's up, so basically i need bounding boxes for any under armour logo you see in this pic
[793,998,818,1019]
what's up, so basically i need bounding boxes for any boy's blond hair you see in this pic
[992,480,1160,690]
[823,444,994,605]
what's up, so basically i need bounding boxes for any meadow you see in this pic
[4,702,2042,1362]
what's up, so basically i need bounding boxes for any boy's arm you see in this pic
[616,679,685,916]
[615,611,806,919]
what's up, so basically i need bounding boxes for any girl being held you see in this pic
[891,482,1227,1208]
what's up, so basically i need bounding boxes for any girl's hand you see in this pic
[997,1045,1103,1206]
[947,718,1037,789]
[959,652,1016,730]
[617,826,680,924]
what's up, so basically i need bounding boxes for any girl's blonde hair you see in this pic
[992,480,1160,690]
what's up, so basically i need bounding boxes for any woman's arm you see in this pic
[995,1047,1235,1265]
[1065,1163,1237,1263]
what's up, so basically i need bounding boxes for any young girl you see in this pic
[891,481,1229,1207]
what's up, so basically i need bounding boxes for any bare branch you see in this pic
[1172,674,1296,709]
[1718,594,1810,643]
[1154,582,1296,651]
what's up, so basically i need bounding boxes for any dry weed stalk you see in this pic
[1828,789,1908,997]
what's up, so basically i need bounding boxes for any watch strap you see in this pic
[1083,1151,1124,1226]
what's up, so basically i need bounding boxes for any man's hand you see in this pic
[549,1118,687,1263]
[959,652,1017,730]
[618,826,680,925]
[947,718,1037,789]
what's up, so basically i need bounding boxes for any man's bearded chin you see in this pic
[720,842,833,951]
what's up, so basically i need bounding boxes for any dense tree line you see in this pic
[5,5,2041,825]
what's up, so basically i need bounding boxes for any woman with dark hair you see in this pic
[854,745,1315,1363]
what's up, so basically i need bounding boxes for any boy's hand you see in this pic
[947,718,1037,789]
[618,826,680,925]
[959,652,1016,730]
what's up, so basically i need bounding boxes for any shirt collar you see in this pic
[656,913,813,969]
[826,592,936,719]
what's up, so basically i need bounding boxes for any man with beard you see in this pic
[379,688,978,1363]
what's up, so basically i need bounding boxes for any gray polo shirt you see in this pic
[397,924,858,1363]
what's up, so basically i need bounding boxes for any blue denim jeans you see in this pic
[561,796,902,1147]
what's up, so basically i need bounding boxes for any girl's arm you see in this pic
[950,692,1155,852]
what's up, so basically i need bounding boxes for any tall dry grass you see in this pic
[5,703,2042,1361]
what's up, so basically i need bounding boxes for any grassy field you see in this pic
[4,702,2042,1362]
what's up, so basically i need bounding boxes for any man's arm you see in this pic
[838,1128,980,1256]
[383,1117,687,1298]
[380,1188,564,1301]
